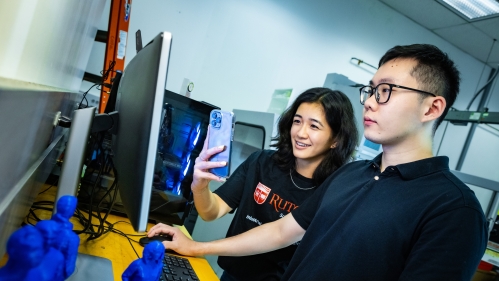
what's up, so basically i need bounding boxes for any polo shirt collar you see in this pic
[369,153,450,180]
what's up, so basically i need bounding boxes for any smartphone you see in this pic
[208,110,235,178]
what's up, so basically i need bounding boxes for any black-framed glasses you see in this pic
[359,83,436,105]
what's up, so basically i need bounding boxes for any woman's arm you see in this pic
[191,130,232,221]
[148,213,306,256]
[192,184,232,221]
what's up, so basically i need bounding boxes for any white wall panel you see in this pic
[0,0,106,92]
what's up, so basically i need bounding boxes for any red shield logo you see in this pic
[254,183,271,204]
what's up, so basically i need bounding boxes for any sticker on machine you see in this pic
[254,183,271,204]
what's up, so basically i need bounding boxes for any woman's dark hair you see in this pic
[271,87,358,185]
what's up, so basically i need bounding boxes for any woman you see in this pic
[152,87,358,281]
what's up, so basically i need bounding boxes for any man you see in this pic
[148,44,488,280]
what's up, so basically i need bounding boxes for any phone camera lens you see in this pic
[211,112,218,118]
[216,117,221,122]
[211,120,217,126]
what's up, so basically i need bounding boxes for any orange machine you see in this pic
[99,0,132,113]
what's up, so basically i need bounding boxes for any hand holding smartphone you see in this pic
[208,110,235,178]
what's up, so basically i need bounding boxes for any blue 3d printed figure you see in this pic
[34,219,66,281]
[122,240,165,281]
[0,196,80,280]
[51,195,80,278]
[0,226,45,281]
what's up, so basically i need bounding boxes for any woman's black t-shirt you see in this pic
[214,150,320,281]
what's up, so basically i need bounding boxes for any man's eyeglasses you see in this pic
[359,83,436,105]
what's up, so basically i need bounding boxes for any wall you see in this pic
[0,0,106,92]
[80,0,112,108]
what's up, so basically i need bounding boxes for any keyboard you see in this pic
[159,254,199,281]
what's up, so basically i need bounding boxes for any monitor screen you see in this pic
[155,90,218,197]
[356,136,383,160]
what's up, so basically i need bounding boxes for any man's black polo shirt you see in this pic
[285,154,488,281]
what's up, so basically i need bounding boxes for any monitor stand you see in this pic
[67,253,113,281]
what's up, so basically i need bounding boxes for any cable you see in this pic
[26,130,120,241]
[103,220,144,258]
[79,83,100,109]
[78,60,117,109]
[466,39,497,110]
[25,173,120,241]
[485,68,499,109]
[101,61,116,84]
[38,176,58,194]
[79,131,122,241]
[87,167,119,241]
[466,66,499,110]
[483,124,499,133]
[24,205,144,260]
[74,162,102,237]
[149,201,172,213]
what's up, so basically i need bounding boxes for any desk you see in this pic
[3,184,219,281]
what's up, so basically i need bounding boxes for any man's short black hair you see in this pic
[379,44,460,132]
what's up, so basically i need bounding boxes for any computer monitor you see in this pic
[155,90,218,194]
[112,31,173,232]
[112,32,218,232]
[356,136,383,160]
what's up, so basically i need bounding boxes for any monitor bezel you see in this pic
[113,31,172,232]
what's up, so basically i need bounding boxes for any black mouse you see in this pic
[139,235,179,254]
[139,235,172,247]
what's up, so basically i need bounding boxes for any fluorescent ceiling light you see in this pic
[440,0,499,20]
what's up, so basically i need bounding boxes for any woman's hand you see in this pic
[147,223,200,256]
[191,127,227,192]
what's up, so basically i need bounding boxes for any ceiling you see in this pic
[379,0,499,69]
